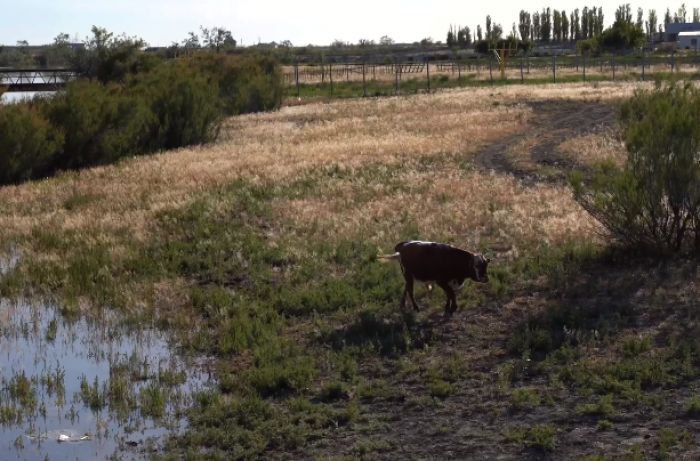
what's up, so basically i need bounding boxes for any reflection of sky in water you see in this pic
[0,92,55,105]
[0,300,213,461]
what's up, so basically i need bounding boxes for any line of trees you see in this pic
[446,3,700,50]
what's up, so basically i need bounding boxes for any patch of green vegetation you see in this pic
[596,419,614,431]
[577,394,615,417]
[511,387,541,411]
[685,395,700,417]
[506,424,556,452]
[45,318,57,341]
[657,428,687,461]
[79,375,105,411]
[140,382,167,419]
[620,336,652,358]
[428,379,454,399]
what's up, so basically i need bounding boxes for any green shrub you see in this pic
[577,394,615,417]
[511,388,541,410]
[47,80,152,170]
[685,395,700,416]
[0,103,63,183]
[189,53,284,115]
[572,82,700,254]
[507,424,556,452]
[130,61,222,149]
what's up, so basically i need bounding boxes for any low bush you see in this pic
[189,53,284,116]
[129,61,222,149]
[572,81,700,254]
[0,103,63,183]
[46,81,152,169]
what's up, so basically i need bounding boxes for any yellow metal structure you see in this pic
[491,43,517,80]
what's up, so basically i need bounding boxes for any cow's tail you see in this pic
[377,252,400,262]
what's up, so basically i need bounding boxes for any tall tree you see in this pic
[491,23,503,42]
[553,10,562,41]
[476,24,483,41]
[541,8,552,41]
[562,11,569,41]
[596,7,605,36]
[486,15,492,41]
[648,10,658,37]
[458,26,472,47]
[519,10,532,41]
[615,4,632,25]
[582,7,589,39]
[447,25,457,47]
[533,11,541,41]
[664,8,672,25]
[678,3,688,22]
[200,26,236,53]
[694,8,700,22]
[636,7,644,30]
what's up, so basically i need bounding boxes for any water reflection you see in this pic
[0,300,212,460]
[0,92,55,105]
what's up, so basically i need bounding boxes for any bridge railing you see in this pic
[0,68,78,91]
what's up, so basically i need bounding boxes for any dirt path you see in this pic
[475,100,617,185]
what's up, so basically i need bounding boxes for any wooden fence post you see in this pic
[362,61,367,97]
[671,50,676,72]
[489,54,493,85]
[395,62,399,95]
[520,55,524,83]
[330,62,333,98]
[295,62,300,98]
[426,59,431,93]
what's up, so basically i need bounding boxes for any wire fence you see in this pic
[283,52,700,98]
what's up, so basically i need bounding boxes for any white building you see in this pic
[678,31,700,50]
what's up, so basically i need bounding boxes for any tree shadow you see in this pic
[507,247,699,360]
[320,308,436,357]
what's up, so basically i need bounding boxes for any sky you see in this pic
[1,1,693,47]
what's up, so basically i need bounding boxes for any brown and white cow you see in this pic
[381,241,490,314]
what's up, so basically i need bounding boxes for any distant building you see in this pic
[678,31,700,49]
[665,23,700,42]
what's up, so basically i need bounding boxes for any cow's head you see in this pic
[472,253,490,283]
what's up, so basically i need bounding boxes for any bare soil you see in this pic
[475,100,617,185]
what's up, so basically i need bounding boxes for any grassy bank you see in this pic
[4,82,700,459]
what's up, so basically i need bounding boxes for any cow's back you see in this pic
[395,241,470,281]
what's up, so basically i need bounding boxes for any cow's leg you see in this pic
[404,274,420,311]
[436,280,456,315]
[399,283,407,310]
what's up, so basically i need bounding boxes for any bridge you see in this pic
[0,68,78,92]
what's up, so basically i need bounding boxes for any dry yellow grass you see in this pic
[558,130,627,168]
[0,82,639,260]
